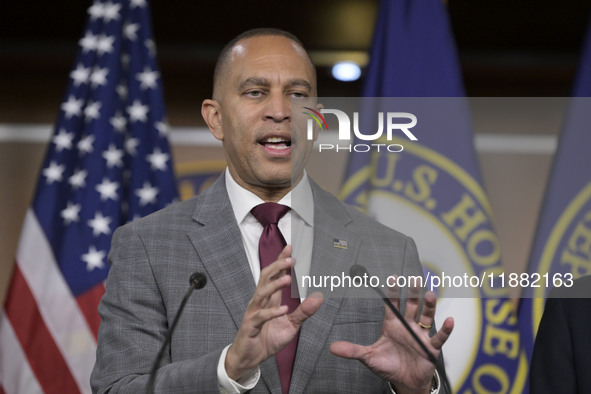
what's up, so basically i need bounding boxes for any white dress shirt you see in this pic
[217,169,314,393]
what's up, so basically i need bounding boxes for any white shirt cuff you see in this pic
[217,344,261,394]
[388,370,440,394]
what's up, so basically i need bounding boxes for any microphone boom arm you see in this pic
[146,272,207,393]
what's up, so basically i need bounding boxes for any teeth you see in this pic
[265,137,287,143]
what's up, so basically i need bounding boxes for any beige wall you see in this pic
[0,142,47,304]
[0,135,552,304]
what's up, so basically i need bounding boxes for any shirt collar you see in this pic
[225,168,314,227]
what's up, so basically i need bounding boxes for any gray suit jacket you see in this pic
[91,174,426,393]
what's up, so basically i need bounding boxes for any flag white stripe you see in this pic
[16,210,96,393]
[0,315,44,394]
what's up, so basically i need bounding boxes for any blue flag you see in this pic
[518,9,591,374]
[339,0,527,391]
[0,1,178,392]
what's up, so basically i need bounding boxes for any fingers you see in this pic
[252,246,292,303]
[398,286,453,350]
[430,317,454,349]
[386,273,437,331]
[417,291,436,330]
[403,282,422,322]
[246,246,324,330]
[384,272,450,342]
[246,246,293,325]
[249,305,289,329]
[406,290,453,350]
[329,341,367,360]
[260,245,292,282]
[384,274,423,322]
[289,291,324,326]
[384,275,401,320]
[253,263,290,302]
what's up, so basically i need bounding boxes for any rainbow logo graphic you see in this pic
[302,107,328,131]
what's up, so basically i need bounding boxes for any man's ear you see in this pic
[201,99,223,141]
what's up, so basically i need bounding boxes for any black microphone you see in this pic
[146,272,207,394]
[349,264,451,393]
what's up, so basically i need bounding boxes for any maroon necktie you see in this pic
[251,203,299,394]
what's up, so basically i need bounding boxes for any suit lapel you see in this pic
[187,174,256,329]
[290,181,361,394]
[186,174,281,393]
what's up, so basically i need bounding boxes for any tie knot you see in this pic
[251,203,290,227]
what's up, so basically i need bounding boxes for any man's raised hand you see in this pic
[330,279,453,394]
[225,245,324,381]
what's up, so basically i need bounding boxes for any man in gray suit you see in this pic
[91,28,454,393]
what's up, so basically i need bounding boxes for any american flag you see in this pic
[0,0,178,392]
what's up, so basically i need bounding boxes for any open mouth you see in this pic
[259,136,292,150]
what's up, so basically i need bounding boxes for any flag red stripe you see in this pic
[4,264,80,393]
[76,283,105,339]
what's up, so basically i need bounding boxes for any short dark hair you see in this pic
[212,28,314,98]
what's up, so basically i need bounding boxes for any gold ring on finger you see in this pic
[418,322,432,330]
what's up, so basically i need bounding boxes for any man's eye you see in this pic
[246,90,263,97]
[290,92,307,99]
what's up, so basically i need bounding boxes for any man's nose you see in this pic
[263,93,291,122]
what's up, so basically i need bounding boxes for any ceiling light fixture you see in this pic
[331,61,361,82]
